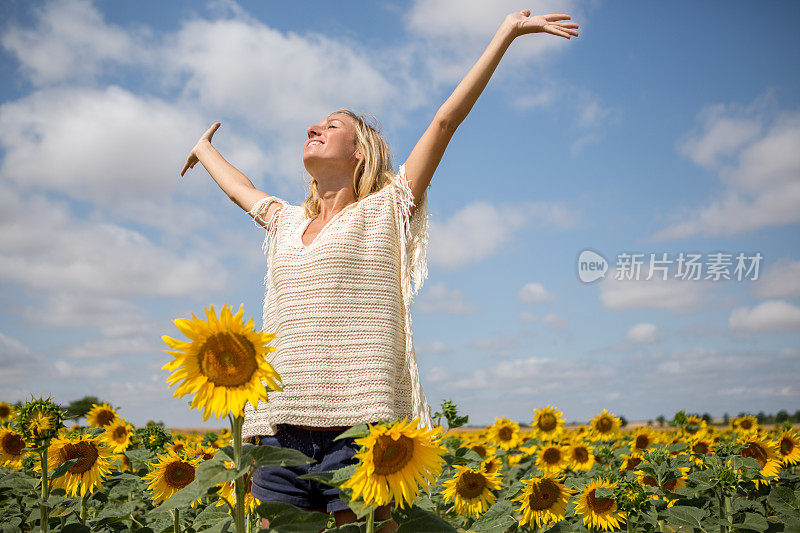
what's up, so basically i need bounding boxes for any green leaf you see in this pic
[593,486,615,499]
[198,517,232,533]
[244,444,314,469]
[192,505,233,531]
[470,500,516,533]
[338,487,375,519]
[663,505,707,528]
[737,512,768,532]
[255,501,329,532]
[298,464,356,487]
[48,458,81,481]
[768,484,800,517]
[392,505,458,533]
[334,424,371,441]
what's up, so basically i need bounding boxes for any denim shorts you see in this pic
[250,424,359,513]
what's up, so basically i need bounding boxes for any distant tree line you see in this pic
[648,409,800,427]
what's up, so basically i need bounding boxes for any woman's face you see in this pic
[302,113,361,177]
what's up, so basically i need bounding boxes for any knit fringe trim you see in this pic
[394,165,433,430]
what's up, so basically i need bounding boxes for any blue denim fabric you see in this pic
[250,424,358,513]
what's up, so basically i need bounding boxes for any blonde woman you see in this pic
[181,9,577,530]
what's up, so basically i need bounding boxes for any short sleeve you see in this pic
[247,195,290,231]
[393,164,430,303]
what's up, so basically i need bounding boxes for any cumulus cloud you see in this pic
[416,282,479,314]
[729,300,800,334]
[752,257,800,299]
[626,323,660,344]
[599,276,713,313]
[655,94,800,239]
[518,282,551,303]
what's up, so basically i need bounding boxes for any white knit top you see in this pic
[241,165,433,439]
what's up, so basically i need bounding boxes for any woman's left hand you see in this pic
[502,9,579,40]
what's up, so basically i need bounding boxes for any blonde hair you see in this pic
[302,109,394,219]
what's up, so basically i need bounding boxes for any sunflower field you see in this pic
[1,304,799,533]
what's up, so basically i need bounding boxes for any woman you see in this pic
[181,9,578,530]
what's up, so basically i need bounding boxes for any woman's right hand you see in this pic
[180,122,221,177]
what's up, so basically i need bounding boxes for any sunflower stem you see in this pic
[80,492,88,524]
[172,508,181,533]
[232,415,246,533]
[366,508,375,533]
[40,446,50,533]
[717,490,729,533]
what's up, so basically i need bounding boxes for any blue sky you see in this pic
[1,0,798,429]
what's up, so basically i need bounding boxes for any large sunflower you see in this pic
[513,475,573,529]
[574,477,626,531]
[731,415,758,434]
[567,441,595,471]
[162,303,283,421]
[589,410,621,440]
[441,464,502,518]
[340,417,446,509]
[144,450,203,507]
[86,403,118,428]
[0,427,27,468]
[487,418,521,451]
[47,434,114,497]
[103,418,134,453]
[531,406,565,440]
[536,444,568,476]
[776,430,800,466]
[629,427,658,454]
[738,435,782,487]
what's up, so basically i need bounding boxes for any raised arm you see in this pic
[180,122,282,229]
[403,9,578,214]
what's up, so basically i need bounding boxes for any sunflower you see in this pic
[144,450,203,507]
[170,439,188,455]
[442,464,502,518]
[636,467,689,507]
[481,455,502,475]
[114,453,132,473]
[574,477,626,531]
[0,427,27,468]
[536,444,568,476]
[16,397,63,445]
[589,410,621,440]
[567,442,595,471]
[162,303,283,421]
[776,430,800,466]
[0,402,14,423]
[103,419,133,453]
[216,462,258,515]
[687,434,715,467]
[47,434,114,497]
[340,417,446,509]
[731,415,758,434]
[738,435,782,487]
[513,475,573,529]
[532,406,565,441]
[487,418,521,451]
[465,440,496,460]
[85,403,118,428]
[629,427,658,454]
[188,442,218,461]
[619,453,644,472]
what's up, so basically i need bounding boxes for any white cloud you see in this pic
[626,323,660,344]
[428,200,579,269]
[542,313,568,330]
[1,0,149,86]
[416,282,479,314]
[518,282,551,303]
[415,341,454,356]
[655,95,800,239]
[729,300,800,334]
[752,258,800,299]
[21,292,150,336]
[599,276,712,313]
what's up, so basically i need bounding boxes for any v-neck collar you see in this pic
[296,202,358,250]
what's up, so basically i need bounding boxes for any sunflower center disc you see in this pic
[471,445,486,458]
[624,457,642,470]
[62,441,100,474]
[165,461,196,489]
[781,437,794,455]
[693,442,709,454]
[456,471,487,499]
[0,406,10,418]
[542,447,562,465]
[740,420,753,430]
[573,446,589,463]
[663,477,679,491]
[587,489,615,513]
[498,427,512,441]
[200,333,258,387]
[741,442,768,468]
[528,479,560,511]
[538,413,557,432]
[112,426,128,442]
[373,435,413,475]
[96,410,115,427]
[635,435,650,450]
[595,417,612,433]
[2,432,25,456]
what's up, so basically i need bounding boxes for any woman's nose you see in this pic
[307,126,320,138]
